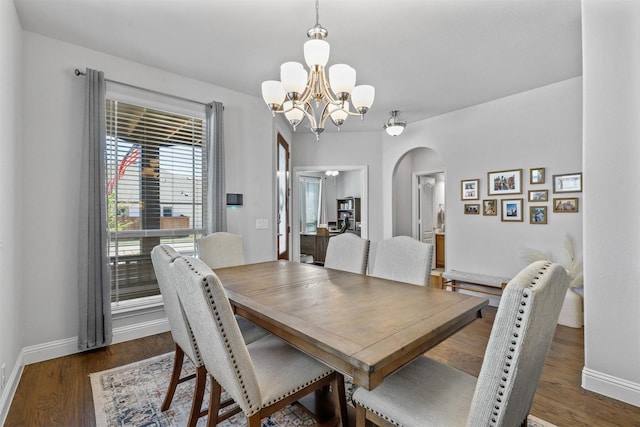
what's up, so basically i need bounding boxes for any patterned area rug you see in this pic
[90,352,555,427]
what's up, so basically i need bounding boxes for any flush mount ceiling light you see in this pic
[384,110,407,136]
[325,170,339,176]
[261,0,375,141]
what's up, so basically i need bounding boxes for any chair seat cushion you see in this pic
[352,356,477,427]
[249,334,335,408]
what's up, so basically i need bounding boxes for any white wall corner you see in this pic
[0,350,24,427]
[582,367,640,407]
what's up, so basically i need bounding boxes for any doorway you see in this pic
[292,165,368,262]
[277,134,290,260]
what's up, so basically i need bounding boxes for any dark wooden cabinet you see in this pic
[300,234,335,264]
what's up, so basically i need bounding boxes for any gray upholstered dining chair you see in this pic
[151,244,267,427]
[368,236,433,286]
[352,260,569,427]
[197,231,245,268]
[324,233,370,274]
[197,232,269,344]
[171,255,349,427]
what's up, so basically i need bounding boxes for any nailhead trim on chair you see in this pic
[182,257,333,417]
[488,261,551,426]
[158,245,203,366]
[182,257,258,414]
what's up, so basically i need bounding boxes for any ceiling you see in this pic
[13,0,583,134]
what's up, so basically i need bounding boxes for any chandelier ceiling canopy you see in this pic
[261,0,375,140]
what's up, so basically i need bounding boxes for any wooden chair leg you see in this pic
[161,344,185,411]
[355,403,366,427]
[187,366,207,427]
[247,413,262,427]
[205,375,223,427]
[332,373,349,427]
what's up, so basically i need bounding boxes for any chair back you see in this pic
[171,255,261,415]
[466,261,569,426]
[198,232,245,268]
[368,236,434,286]
[324,233,370,274]
[150,245,202,366]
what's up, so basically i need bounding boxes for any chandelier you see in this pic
[261,0,375,140]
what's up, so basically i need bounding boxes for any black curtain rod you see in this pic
[74,68,212,108]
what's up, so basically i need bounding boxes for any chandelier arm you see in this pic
[316,68,342,106]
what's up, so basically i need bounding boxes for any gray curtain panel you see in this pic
[205,101,227,233]
[78,68,112,350]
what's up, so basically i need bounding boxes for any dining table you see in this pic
[214,260,489,391]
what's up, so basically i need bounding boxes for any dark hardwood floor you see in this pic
[5,307,640,426]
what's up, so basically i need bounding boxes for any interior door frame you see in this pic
[292,165,369,263]
[277,133,290,260]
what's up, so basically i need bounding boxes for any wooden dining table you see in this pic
[214,260,489,391]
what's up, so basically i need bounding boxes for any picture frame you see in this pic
[482,199,498,216]
[461,179,480,200]
[529,206,547,224]
[530,167,545,184]
[501,198,523,222]
[553,197,579,212]
[464,203,480,215]
[528,189,548,202]
[488,169,523,195]
[553,172,582,193]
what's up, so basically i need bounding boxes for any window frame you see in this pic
[105,83,207,313]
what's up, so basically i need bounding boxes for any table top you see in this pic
[214,260,489,390]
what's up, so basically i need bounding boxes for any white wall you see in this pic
[582,0,640,407]
[19,32,276,351]
[383,77,583,279]
[0,0,24,420]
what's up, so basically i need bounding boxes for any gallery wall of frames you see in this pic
[460,168,582,224]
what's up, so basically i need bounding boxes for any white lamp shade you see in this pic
[261,80,285,106]
[283,101,304,123]
[385,124,405,136]
[351,85,375,109]
[280,62,308,94]
[328,102,349,121]
[304,39,330,67]
[329,64,356,95]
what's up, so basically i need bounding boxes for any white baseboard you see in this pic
[582,367,640,407]
[1,318,170,425]
[0,350,24,427]
[21,318,170,366]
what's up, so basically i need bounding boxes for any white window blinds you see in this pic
[106,99,206,304]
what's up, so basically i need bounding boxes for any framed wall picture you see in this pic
[464,203,480,214]
[528,189,548,202]
[482,199,498,216]
[553,172,582,193]
[553,197,579,212]
[530,167,545,184]
[488,169,523,195]
[461,179,480,200]
[501,198,523,222]
[530,206,547,224]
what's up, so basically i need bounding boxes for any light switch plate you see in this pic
[256,219,269,229]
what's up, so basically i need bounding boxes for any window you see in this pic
[106,99,206,304]
[299,176,322,233]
